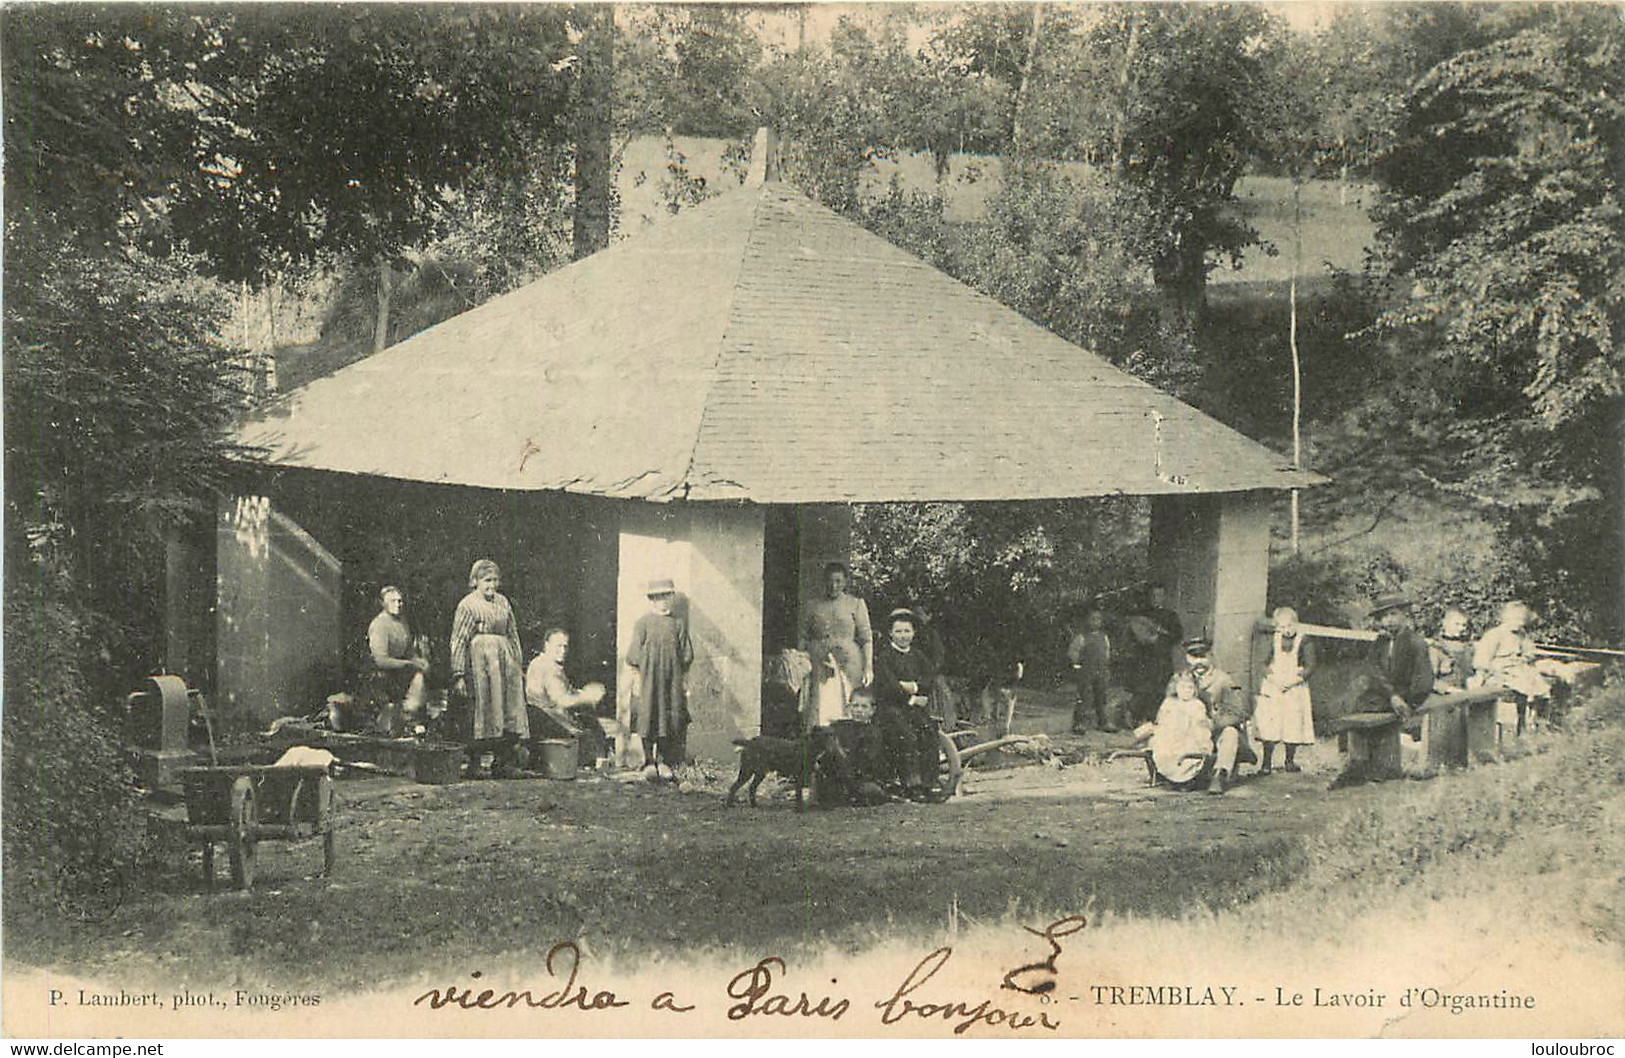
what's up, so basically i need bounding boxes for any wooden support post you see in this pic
[1330,713,1405,783]
[1463,698,1500,762]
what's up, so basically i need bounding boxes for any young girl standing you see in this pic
[1253,606,1316,774]
[626,578,693,783]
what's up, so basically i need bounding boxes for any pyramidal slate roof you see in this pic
[237,181,1324,503]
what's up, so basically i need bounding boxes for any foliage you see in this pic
[616,5,763,140]
[1258,4,1502,185]
[3,229,251,668]
[2,541,144,907]
[1364,7,1625,638]
[1025,4,1270,310]
[154,8,577,284]
[0,7,197,245]
[852,497,1147,676]
[959,159,1198,392]
[756,18,914,216]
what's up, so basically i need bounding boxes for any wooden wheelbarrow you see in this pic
[180,765,335,890]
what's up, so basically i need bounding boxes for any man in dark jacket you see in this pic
[872,608,942,802]
[1354,593,1435,719]
[1330,592,1436,788]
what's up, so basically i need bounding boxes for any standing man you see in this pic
[802,562,873,723]
[368,585,428,735]
[1127,583,1183,723]
[1172,636,1255,795]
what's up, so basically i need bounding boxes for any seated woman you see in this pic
[367,585,429,735]
[871,608,943,802]
[524,628,608,763]
[1148,672,1213,787]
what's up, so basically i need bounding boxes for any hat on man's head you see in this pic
[646,577,676,597]
[1367,592,1412,618]
[1182,635,1213,657]
[886,607,918,627]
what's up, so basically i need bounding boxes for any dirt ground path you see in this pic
[15,690,1411,992]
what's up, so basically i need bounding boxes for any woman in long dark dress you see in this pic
[626,578,692,782]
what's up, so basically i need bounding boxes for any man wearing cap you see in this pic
[1169,636,1255,795]
[1355,593,1435,719]
[802,562,874,718]
[1329,592,1436,787]
[871,607,943,802]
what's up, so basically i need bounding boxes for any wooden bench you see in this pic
[1330,687,1517,785]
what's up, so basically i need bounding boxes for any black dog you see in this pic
[727,734,848,809]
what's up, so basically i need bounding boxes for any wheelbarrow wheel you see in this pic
[938,731,964,798]
[228,776,257,890]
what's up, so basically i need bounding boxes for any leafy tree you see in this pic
[1365,7,1624,637]
[1027,3,1272,342]
[572,4,616,260]
[156,8,577,347]
[1271,4,1505,192]
[756,16,915,215]
[615,4,762,139]
[852,498,1147,678]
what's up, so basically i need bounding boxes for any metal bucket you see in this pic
[535,738,578,780]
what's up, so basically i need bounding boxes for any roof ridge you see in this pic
[678,182,771,498]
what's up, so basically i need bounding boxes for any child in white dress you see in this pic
[1150,673,1213,786]
[1254,606,1316,774]
[1474,600,1550,736]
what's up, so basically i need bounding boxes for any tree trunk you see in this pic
[1008,3,1044,154]
[1111,13,1143,174]
[572,5,615,261]
[1151,244,1207,362]
[1289,179,1304,553]
[373,255,391,354]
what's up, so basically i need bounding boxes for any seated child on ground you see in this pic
[1148,673,1213,786]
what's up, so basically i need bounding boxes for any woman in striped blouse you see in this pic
[450,558,529,776]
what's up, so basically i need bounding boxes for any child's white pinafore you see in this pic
[1254,632,1314,745]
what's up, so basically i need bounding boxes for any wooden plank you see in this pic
[1417,687,1503,712]
[1256,620,1381,643]
[1329,711,1403,733]
[1462,696,1501,762]
[1536,643,1625,659]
